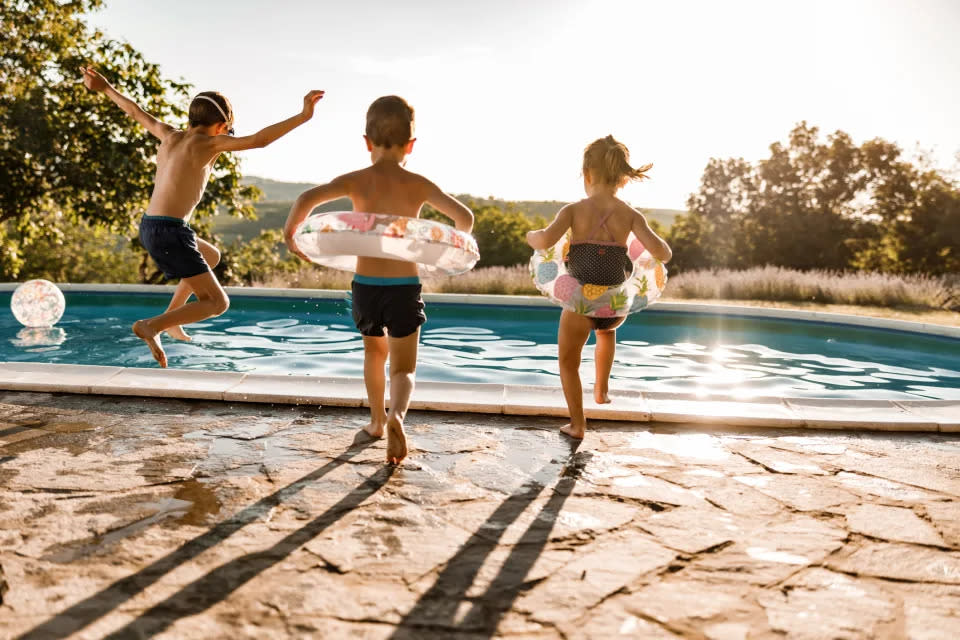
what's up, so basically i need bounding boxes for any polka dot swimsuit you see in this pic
[564,208,632,330]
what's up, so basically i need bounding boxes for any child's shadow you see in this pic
[391,439,590,638]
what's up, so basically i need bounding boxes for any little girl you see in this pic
[526,136,672,439]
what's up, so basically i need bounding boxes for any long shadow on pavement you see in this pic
[17,435,377,640]
[102,464,395,639]
[391,442,590,639]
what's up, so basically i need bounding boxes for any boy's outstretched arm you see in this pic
[631,211,672,263]
[425,183,473,233]
[526,205,573,250]
[208,91,324,153]
[283,176,350,260]
[81,67,175,141]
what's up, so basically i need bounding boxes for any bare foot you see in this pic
[594,389,611,404]
[133,320,167,368]
[165,325,192,342]
[385,416,408,465]
[560,423,586,440]
[362,412,388,438]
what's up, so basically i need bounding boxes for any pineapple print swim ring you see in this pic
[294,212,480,275]
[530,234,667,317]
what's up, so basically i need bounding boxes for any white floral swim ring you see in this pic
[294,212,480,275]
[530,234,667,317]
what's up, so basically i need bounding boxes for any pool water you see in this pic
[2,292,958,400]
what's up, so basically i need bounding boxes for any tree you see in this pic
[424,203,547,268]
[0,0,259,280]
[670,122,957,275]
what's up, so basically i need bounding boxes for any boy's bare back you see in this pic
[147,130,221,218]
[339,162,444,277]
[342,162,433,218]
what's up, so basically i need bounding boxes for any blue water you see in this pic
[2,292,959,400]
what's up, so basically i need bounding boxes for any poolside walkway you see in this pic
[1,392,958,639]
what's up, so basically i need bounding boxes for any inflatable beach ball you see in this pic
[10,279,65,327]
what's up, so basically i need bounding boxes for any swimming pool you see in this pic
[1,290,958,401]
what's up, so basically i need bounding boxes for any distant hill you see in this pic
[243,176,318,202]
[212,176,684,242]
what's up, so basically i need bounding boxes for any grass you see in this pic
[254,265,541,295]
[666,266,957,310]
[253,265,959,327]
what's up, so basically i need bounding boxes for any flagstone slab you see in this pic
[845,503,945,546]
[827,542,960,584]
[758,568,899,640]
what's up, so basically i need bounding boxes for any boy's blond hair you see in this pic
[583,135,652,187]
[365,95,414,148]
[188,91,233,128]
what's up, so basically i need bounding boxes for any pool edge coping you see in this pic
[0,362,956,433]
[2,282,958,339]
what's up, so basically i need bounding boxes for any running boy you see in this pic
[527,135,672,439]
[81,66,324,367]
[283,96,473,464]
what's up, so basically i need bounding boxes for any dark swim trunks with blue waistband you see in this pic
[139,214,210,280]
[351,275,426,338]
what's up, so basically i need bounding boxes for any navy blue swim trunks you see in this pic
[351,275,426,338]
[139,215,210,280]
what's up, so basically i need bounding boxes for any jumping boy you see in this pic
[283,96,473,464]
[81,66,324,367]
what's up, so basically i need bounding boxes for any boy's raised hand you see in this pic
[301,90,325,119]
[80,67,110,92]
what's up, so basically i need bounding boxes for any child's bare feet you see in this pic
[165,325,192,342]
[594,388,611,404]
[385,416,408,465]
[560,422,586,440]
[362,412,388,438]
[133,320,167,368]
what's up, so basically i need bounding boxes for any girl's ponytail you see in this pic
[584,135,652,187]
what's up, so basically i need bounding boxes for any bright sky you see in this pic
[89,0,960,209]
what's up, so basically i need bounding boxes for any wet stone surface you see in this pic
[0,391,959,639]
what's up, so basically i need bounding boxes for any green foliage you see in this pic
[423,203,547,268]
[0,0,260,281]
[222,229,300,286]
[670,123,960,275]
[213,199,351,243]
[13,211,139,283]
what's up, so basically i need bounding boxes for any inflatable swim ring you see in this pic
[530,234,667,317]
[294,212,479,275]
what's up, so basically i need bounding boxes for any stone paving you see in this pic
[0,391,958,639]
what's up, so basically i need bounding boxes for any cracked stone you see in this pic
[635,505,741,554]
[730,442,832,475]
[896,583,960,640]
[657,470,786,517]
[579,471,711,508]
[303,501,473,580]
[758,568,899,640]
[733,473,859,512]
[4,393,960,639]
[436,494,637,547]
[827,542,960,584]
[516,534,675,625]
[560,595,683,639]
[832,453,960,498]
[628,578,761,630]
[835,471,945,503]
[845,503,945,546]
[684,515,847,585]
[922,501,960,548]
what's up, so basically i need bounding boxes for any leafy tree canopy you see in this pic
[0,0,259,279]
[670,123,960,275]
